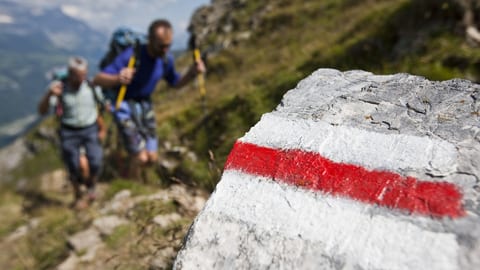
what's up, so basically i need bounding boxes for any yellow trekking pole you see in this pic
[115,55,136,110]
[190,34,207,116]
[193,49,206,97]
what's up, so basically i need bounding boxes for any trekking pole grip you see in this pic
[115,56,136,109]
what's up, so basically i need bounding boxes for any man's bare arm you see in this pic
[93,68,135,88]
[38,81,62,115]
[173,60,206,89]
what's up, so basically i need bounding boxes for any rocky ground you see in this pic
[0,168,207,270]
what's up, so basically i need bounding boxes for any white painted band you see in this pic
[239,113,458,177]
[207,171,460,270]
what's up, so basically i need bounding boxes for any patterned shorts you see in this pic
[114,100,157,154]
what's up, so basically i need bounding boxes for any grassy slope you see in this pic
[153,0,480,190]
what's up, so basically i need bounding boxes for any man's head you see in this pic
[68,56,88,89]
[147,19,173,58]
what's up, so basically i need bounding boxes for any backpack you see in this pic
[98,27,146,104]
[99,27,147,70]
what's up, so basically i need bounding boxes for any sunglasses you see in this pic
[156,43,171,50]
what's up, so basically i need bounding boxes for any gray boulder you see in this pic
[174,69,480,269]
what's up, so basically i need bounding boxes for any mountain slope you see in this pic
[152,0,480,190]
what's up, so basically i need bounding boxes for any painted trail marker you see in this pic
[174,69,480,270]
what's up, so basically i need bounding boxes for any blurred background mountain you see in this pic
[0,1,108,146]
[0,0,209,147]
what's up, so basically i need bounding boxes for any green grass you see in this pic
[152,218,191,240]
[25,208,83,270]
[104,179,152,201]
[0,191,24,238]
[9,145,62,183]
[104,224,135,250]
[129,200,179,225]
[7,117,63,184]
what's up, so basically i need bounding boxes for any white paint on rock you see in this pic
[240,113,458,177]
[176,171,460,270]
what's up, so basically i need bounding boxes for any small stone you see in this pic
[113,189,131,201]
[29,218,40,228]
[145,191,170,202]
[78,243,104,263]
[93,215,129,236]
[6,225,28,242]
[236,31,251,41]
[153,213,182,228]
[100,190,135,214]
[57,252,79,270]
[40,169,68,193]
[5,217,40,242]
[186,151,198,162]
[149,247,175,270]
[159,159,179,172]
[67,228,102,252]
[192,196,207,212]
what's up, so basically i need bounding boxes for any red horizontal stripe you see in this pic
[225,141,465,218]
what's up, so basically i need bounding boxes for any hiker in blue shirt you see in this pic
[38,56,105,209]
[94,19,206,177]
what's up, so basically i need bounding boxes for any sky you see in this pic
[11,0,210,50]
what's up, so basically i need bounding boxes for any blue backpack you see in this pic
[47,66,68,82]
[98,27,147,104]
[99,27,147,70]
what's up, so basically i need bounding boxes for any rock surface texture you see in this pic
[174,69,480,270]
[188,0,270,50]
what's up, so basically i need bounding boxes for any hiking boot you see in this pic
[72,185,82,204]
[74,197,89,210]
[86,187,96,203]
[69,192,88,210]
[69,187,94,210]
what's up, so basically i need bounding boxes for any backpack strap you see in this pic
[87,80,106,113]
[133,39,142,70]
[55,78,67,118]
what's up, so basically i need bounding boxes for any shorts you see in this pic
[114,100,157,154]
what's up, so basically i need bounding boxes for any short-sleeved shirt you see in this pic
[50,80,104,128]
[102,45,180,100]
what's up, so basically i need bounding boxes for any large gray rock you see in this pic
[174,69,480,269]
[188,0,271,50]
